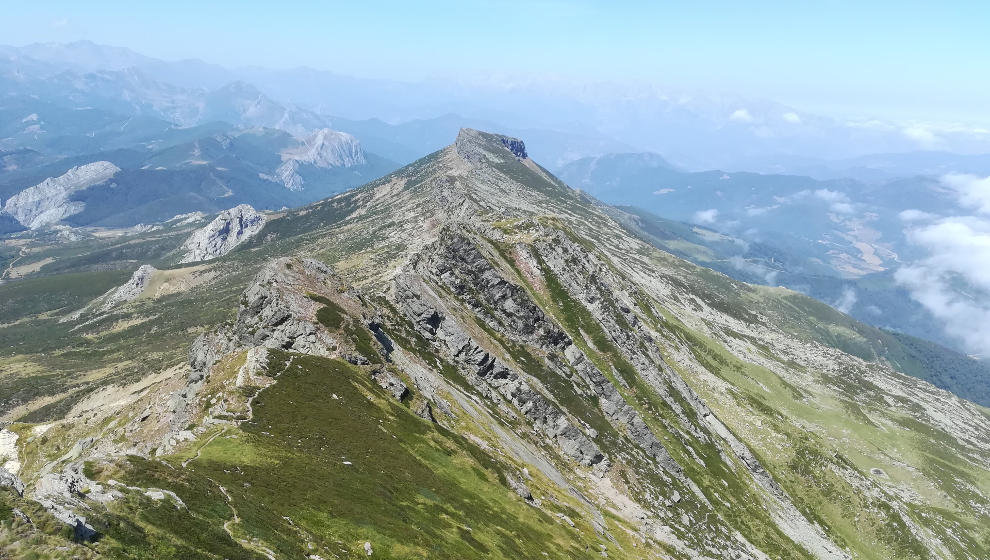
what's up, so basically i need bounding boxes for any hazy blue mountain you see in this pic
[7,41,990,170]
[0,125,397,229]
[734,151,990,182]
[332,113,635,168]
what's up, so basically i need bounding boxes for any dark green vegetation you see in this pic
[88,353,602,559]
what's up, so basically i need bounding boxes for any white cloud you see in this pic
[899,209,938,222]
[729,108,754,123]
[782,112,801,124]
[51,18,69,28]
[902,125,942,148]
[895,215,990,352]
[833,286,857,314]
[692,208,719,225]
[745,204,779,217]
[829,202,855,214]
[653,188,675,195]
[773,190,809,204]
[794,188,856,214]
[728,256,779,285]
[942,173,990,215]
[812,189,846,203]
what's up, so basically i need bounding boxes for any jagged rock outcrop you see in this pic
[101,264,156,311]
[0,468,25,496]
[179,204,265,263]
[2,161,119,229]
[394,265,605,467]
[187,258,343,380]
[370,366,409,400]
[414,231,684,477]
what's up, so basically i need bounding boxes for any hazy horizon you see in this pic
[2,1,989,126]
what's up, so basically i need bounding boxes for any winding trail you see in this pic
[217,481,276,560]
[182,427,227,468]
[1,247,27,281]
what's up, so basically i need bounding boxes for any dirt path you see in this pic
[217,481,276,560]
[1,247,27,281]
[181,427,226,467]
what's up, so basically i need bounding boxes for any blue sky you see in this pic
[2,0,988,122]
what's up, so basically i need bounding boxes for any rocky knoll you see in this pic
[180,257,402,426]
[100,264,157,311]
[178,203,265,263]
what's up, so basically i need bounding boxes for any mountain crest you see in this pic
[454,128,528,163]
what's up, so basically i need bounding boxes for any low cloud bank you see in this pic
[895,174,990,353]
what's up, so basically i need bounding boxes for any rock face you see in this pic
[394,259,605,468]
[268,159,305,191]
[0,429,20,476]
[283,128,366,169]
[264,129,366,191]
[179,204,265,263]
[2,161,119,229]
[101,264,156,311]
[0,467,24,497]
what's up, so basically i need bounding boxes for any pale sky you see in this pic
[2,0,988,123]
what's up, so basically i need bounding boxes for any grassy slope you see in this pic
[85,353,621,559]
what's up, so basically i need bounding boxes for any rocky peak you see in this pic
[454,128,528,163]
[178,204,265,263]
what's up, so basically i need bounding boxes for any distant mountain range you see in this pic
[6,40,990,170]
[3,39,990,366]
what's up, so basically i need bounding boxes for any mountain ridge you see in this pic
[0,128,988,559]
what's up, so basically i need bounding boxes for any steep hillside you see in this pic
[1,130,988,559]
[608,206,990,407]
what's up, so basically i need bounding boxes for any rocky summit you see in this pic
[0,129,988,560]
[179,203,266,263]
